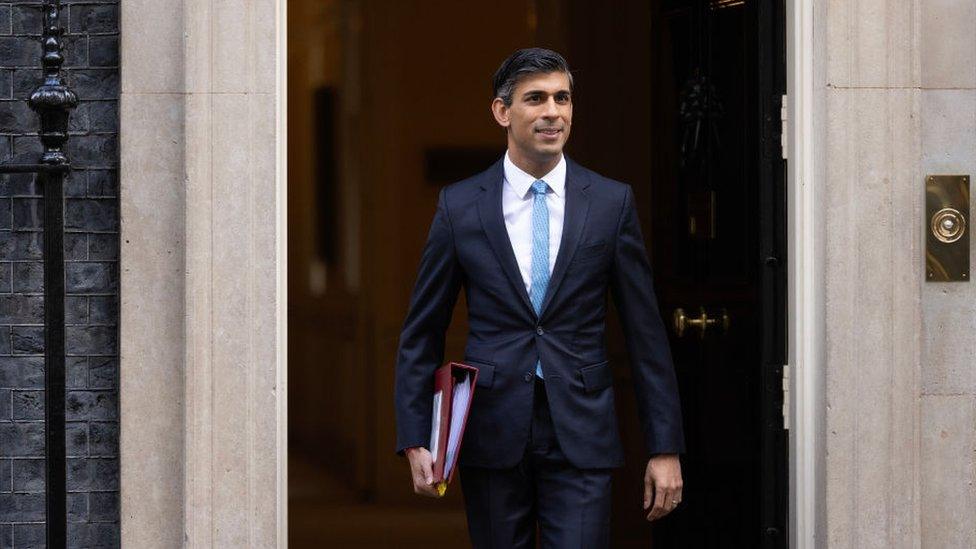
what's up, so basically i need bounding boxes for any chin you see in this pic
[535,144,564,157]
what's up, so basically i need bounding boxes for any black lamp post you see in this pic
[0,1,76,546]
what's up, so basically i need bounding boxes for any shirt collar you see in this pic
[503,150,566,199]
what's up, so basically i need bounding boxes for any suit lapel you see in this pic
[477,159,536,318]
[538,158,590,321]
[477,156,592,323]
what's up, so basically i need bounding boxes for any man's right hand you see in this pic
[405,447,440,497]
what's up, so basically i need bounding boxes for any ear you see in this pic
[491,98,510,128]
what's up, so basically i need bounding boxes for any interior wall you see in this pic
[560,0,654,210]
[288,0,366,490]
[287,0,540,506]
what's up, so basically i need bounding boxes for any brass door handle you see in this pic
[673,307,730,338]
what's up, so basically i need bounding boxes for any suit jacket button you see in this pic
[524,372,534,382]
[536,326,545,335]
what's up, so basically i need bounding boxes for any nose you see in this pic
[542,96,559,118]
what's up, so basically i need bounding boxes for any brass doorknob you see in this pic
[673,307,730,338]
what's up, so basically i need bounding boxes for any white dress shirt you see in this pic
[502,150,566,298]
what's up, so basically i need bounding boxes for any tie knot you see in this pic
[531,180,548,195]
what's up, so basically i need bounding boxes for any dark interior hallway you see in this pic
[287,0,784,546]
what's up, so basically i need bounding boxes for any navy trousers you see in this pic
[459,378,613,548]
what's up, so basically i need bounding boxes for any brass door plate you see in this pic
[926,175,970,282]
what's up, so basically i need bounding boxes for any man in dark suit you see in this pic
[394,48,685,548]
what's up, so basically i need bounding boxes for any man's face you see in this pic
[493,71,573,161]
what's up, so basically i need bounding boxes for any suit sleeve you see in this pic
[609,185,686,455]
[394,186,464,455]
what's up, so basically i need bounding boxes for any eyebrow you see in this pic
[521,89,572,98]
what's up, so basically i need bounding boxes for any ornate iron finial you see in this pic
[28,0,78,167]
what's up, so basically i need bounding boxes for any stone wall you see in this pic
[0,1,120,547]
[120,0,285,545]
[917,0,976,545]
[822,0,976,547]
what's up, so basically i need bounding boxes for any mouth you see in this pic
[536,127,563,138]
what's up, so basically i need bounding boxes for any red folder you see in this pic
[429,361,479,496]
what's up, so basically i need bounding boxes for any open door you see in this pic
[646,0,789,546]
[555,0,788,546]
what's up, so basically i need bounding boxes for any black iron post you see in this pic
[0,1,76,546]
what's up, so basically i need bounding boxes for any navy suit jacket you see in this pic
[394,156,685,469]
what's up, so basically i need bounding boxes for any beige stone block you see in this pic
[121,0,184,93]
[824,88,921,547]
[922,287,976,393]
[920,395,976,547]
[180,92,282,546]
[119,92,186,548]
[887,91,924,544]
[824,90,857,548]
[920,0,976,89]
[825,0,852,87]
[183,0,213,93]
[208,92,252,547]
[120,1,284,546]
[254,0,278,94]
[183,92,216,544]
[826,0,918,88]
[188,0,277,94]
[920,89,976,394]
[920,89,976,173]
[213,0,251,93]
[244,91,281,547]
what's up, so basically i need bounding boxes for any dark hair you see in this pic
[492,48,574,107]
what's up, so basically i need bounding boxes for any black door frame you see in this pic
[757,0,789,546]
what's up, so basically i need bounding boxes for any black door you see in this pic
[545,0,787,544]
[646,0,788,547]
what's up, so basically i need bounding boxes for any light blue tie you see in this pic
[530,180,549,379]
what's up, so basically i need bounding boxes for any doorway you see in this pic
[286,0,788,547]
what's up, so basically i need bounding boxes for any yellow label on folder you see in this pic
[436,482,447,497]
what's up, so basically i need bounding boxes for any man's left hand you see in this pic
[643,453,683,521]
